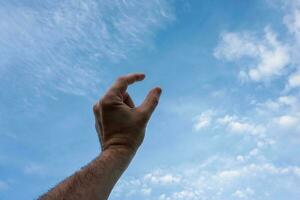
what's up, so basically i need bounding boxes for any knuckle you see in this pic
[93,103,99,113]
[117,76,126,83]
[100,98,110,108]
[100,94,114,108]
[117,76,128,85]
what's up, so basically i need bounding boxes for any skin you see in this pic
[39,73,162,200]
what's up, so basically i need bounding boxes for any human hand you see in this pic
[93,73,162,154]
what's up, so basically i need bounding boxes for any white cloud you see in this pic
[193,110,214,131]
[217,115,266,136]
[214,31,258,60]
[276,115,299,128]
[24,162,47,176]
[193,112,266,136]
[278,96,298,106]
[229,121,255,133]
[215,0,300,90]
[114,160,300,200]
[161,190,201,200]
[0,0,173,97]
[256,95,299,113]
[282,4,300,90]
[144,171,181,185]
[260,99,282,111]
[235,139,275,163]
[254,94,300,134]
[236,155,246,162]
[214,28,291,82]
[112,170,182,199]
[284,9,300,42]
[141,188,152,196]
[233,187,255,199]
[112,1,300,199]
[218,170,242,181]
[288,72,300,88]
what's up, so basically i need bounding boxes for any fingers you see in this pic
[138,87,162,119]
[110,73,145,95]
[123,92,135,108]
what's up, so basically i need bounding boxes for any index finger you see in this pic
[110,73,145,94]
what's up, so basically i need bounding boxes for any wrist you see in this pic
[102,135,142,155]
[102,145,137,160]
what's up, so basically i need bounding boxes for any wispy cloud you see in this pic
[24,162,47,176]
[232,187,255,199]
[0,0,173,98]
[193,110,215,131]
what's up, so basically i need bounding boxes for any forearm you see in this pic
[39,73,161,200]
[39,148,135,200]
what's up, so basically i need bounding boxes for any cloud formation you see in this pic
[113,159,300,200]
[214,28,290,82]
[123,1,300,199]
[0,0,173,97]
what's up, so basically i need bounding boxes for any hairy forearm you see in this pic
[39,73,161,200]
[39,148,135,200]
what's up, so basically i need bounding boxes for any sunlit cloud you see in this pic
[214,28,291,82]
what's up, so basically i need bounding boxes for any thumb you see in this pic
[138,87,162,118]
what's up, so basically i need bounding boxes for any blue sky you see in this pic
[1,0,300,199]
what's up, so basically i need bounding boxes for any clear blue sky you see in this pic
[1,0,300,199]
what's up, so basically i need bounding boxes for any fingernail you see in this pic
[157,87,162,96]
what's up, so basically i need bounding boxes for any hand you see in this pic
[93,73,162,154]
